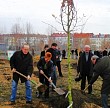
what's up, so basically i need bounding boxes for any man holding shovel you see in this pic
[37,52,53,100]
[10,44,33,104]
[89,55,110,108]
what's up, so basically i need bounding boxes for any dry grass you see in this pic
[0,58,102,108]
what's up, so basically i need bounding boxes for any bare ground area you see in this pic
[0,59,103,108]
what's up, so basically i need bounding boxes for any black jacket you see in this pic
[46,48,57,66]
[10,50,33,83]
[37,57,53,78]
[90,56,110,94]
[40,50,46,58]
[77,51,93,76]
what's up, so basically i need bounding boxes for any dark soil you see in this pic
[0,59,102,108]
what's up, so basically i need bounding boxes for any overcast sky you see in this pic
[0,0,110,34]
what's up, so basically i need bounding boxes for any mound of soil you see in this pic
[47,89,101,108]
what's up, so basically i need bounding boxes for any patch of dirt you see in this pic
[0,59,102,108]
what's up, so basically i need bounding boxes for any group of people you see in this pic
[9,43,63,105]
[9,43,110,108]
[77,45,110,108]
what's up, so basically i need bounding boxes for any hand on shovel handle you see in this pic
[14,71,37,85]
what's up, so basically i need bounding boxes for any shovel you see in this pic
[15,71,47,92]
[42,73,65,95]
[81,84,90,94]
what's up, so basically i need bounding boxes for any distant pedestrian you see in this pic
[62,49,66,59]
[40,44,49,58]
[102,48,108,57]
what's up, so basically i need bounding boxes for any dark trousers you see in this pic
[81,74,92,94]
[39,74,49,98]
[56,61,63,76]
[39,73,44,84]
[44,78,49,98]
[101,94,109,108]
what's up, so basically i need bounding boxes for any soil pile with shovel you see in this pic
[48,89,101,108]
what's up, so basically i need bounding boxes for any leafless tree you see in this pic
[11,23,23,34]
[60,0,77,107]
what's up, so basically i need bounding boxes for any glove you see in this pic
[12,68,16,73]
[27,75,31,80]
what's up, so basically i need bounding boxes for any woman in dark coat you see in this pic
[37,52,53,99]
[39,44,49,84]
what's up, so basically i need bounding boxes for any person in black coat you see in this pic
[89,55,110,108]
[10,44,33,104]
[77,45,93,94]
[40,44,49,58]
[39,44,49,84]
[102,48,108,57]
[46,43,57,90]
[56,47,63,77]
[37,52,53,99]
[62,49,66,59]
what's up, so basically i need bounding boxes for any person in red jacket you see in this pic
[37,52,53,100]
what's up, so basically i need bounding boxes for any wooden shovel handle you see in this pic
[42,73,56,88]
[83,84,90,92]
[15,71,37,85]
[15,71,28,79]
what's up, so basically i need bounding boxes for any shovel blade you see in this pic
[37,84,48,92]
[54,88,65,95]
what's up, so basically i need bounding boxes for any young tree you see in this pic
[60,0,77,107]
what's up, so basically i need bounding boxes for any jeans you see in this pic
[10,80,32,101]
[102,94,108,108]
[51,65,57,86]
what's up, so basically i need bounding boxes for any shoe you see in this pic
[26,101,32,104]
[10,101,15,105]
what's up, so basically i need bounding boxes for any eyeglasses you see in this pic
[92,58,96,60]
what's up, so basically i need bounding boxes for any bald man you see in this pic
[77,45,93,94]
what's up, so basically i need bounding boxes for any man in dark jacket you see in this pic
[89,55,110,108]
[46,43,57,89]
[39,44,49,85]
[10,44,33,104]
[56,47,63,77]
[77,45,93,94]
